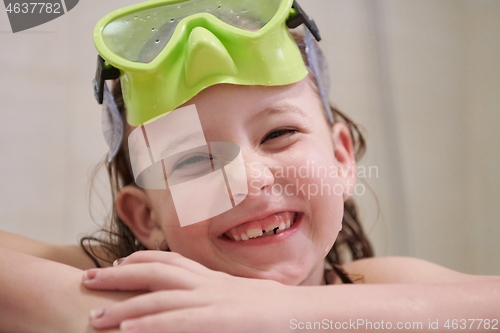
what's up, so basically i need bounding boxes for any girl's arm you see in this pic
[295,278,500,332]
[0,246,136,333]
[0,230,105,269]
[342,256,500,284]
[83,252,500,333]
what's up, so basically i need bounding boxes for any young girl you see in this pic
[0,1,498,332]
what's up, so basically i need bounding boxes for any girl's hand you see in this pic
[82,251,302,333]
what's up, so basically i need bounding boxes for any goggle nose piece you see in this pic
[185,27,238,88]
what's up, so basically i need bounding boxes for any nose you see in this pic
[223,148,277,206]
[245,161,276,196]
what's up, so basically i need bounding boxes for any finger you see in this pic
[117,251,214,276]
[118,307,225,333]
[89,290,207,330]
[82,263,197,291]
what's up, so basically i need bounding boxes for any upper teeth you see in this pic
[224,212,296,241]
[247,229,263,238]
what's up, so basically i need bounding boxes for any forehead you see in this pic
[125,76,323,140]
[185,77,322,124]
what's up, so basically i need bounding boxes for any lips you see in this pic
[223,211,298,241]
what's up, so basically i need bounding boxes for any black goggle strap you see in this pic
[286,0,321,42]
[93,55,120,105]
[286,1,332,123]
[101,82,124,163]
[304,27,333,124]
[93,55,123,162]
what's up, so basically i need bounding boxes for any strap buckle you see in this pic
[93,55,120,104]
[287,0,321,42]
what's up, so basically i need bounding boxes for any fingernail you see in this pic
[89,308,105,320]
[113,258,124,266]
[82,269,98,282]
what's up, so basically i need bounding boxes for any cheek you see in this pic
[277,140,344,240]
[153,190,212,257]
[165,226,206,253]
[153,191,192,233]
[152,189,180,227]
[276,139,342,197]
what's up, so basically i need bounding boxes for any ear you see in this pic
[331,123,357,200]
[116,186,165,250]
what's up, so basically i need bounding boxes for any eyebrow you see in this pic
[249,102,309,124]
[158,131,206,157]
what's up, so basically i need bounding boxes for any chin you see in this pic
[228,263,312,286]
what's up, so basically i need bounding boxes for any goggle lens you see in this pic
[102,0,283,63]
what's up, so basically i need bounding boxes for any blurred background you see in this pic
[1,0,499,275]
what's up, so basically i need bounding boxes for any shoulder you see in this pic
[0,230,111,269]
[47,244,109,269]
[341,256,495,284]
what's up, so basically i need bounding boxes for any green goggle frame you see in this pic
[93,0,320,126]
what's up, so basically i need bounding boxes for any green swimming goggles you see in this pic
[93,0,322,126]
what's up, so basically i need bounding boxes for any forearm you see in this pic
[295,281,500,332]
[0,246,133,333]
[0,230,100,269]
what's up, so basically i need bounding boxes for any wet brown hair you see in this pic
[81,31,374,269]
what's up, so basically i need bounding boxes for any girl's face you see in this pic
[129,77,356,286]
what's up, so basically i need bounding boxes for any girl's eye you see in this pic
[261,128,298,144]
[174,154,212,170]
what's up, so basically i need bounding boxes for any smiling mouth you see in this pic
[222,212,299,241]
